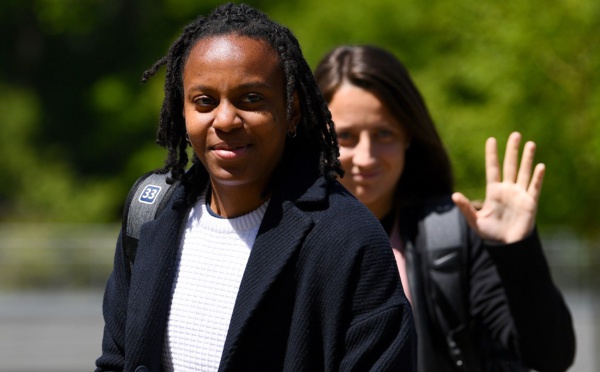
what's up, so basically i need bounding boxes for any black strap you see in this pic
[122,172,178,264]
[420,201,472,370]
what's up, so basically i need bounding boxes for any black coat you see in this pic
[400,197,575,372]
[96,172,416,372]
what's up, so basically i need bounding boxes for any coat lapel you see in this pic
[219,176,328,370]
[125,186,189,369]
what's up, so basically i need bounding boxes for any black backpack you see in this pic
[417,200,474,370]
[121,172,179,265]
[417,199,526,371]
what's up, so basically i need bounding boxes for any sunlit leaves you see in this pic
[0,0,598,236]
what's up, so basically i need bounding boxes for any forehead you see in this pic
[329,84,402,129]
[184,34,281,77]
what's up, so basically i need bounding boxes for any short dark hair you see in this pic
[142,3,342,187]
[314,45,453,207]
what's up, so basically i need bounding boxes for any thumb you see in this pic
[452,192,478,232]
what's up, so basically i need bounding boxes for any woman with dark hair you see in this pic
[95,8,416,372]
[315,45,575,371]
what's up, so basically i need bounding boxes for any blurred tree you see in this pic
[0,0,233,222]
[272,0,600,238]
[0,0,598,239]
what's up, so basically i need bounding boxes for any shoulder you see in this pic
[325,180,384,226]
[400,194,468,240]
[293,180,401,290]
[419,194,457,217]
[274,175,390,253]
[399,194,457,224]
[304,180,391,252]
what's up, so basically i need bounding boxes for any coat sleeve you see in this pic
[484,229,575,372]
[95,230,130,372]
[339,235,417,371]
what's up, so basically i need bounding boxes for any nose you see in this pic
[353,132,377,167]
[213,100,243,132]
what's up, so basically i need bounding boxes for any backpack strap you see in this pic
[420,199,474,370]
[121,172,178,264]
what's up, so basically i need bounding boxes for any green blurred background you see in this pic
[2,0,599,231]
[0,0,598,369]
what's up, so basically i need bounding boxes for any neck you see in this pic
[365,198,394,220]
[208,181,270,218]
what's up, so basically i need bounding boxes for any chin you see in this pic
[353,189,378,205]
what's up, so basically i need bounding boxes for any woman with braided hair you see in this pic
[96,4,416,372]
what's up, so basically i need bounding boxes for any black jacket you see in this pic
[96,170,416,371]
[400,197,575,372]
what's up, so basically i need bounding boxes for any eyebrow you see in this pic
[186,81,273,93]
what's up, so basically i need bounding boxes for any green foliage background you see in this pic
[1,0,598,238]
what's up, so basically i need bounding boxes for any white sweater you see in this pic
[163,193,269,371]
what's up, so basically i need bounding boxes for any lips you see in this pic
[211,143,250,159]
[351,170,381,182]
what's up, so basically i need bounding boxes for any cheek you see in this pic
[338,147,353,169]
[386,145,406,162]
[184,113,208,141]
[184,125,209,162]
[383,146,406,177]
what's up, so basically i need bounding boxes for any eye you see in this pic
[240,93,263,104]
[193,95,216,107]
[337,131,351,140]
[336,131,355,146]
[376,129,393,138]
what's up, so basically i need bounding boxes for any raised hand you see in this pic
[451,132,545,244]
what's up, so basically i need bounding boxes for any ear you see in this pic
[288,91,301,133]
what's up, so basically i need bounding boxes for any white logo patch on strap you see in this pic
[139,185,162,204]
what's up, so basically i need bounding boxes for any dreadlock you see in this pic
[141,3,342,187]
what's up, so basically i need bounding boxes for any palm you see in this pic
[452,132,545,244]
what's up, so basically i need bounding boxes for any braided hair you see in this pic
[141,3,342,187]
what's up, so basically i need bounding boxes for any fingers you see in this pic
[527,163,546,202]
[485,137,500,184]
[503,132,522,183]
[516,140,536,188]
[502,132,543,194]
